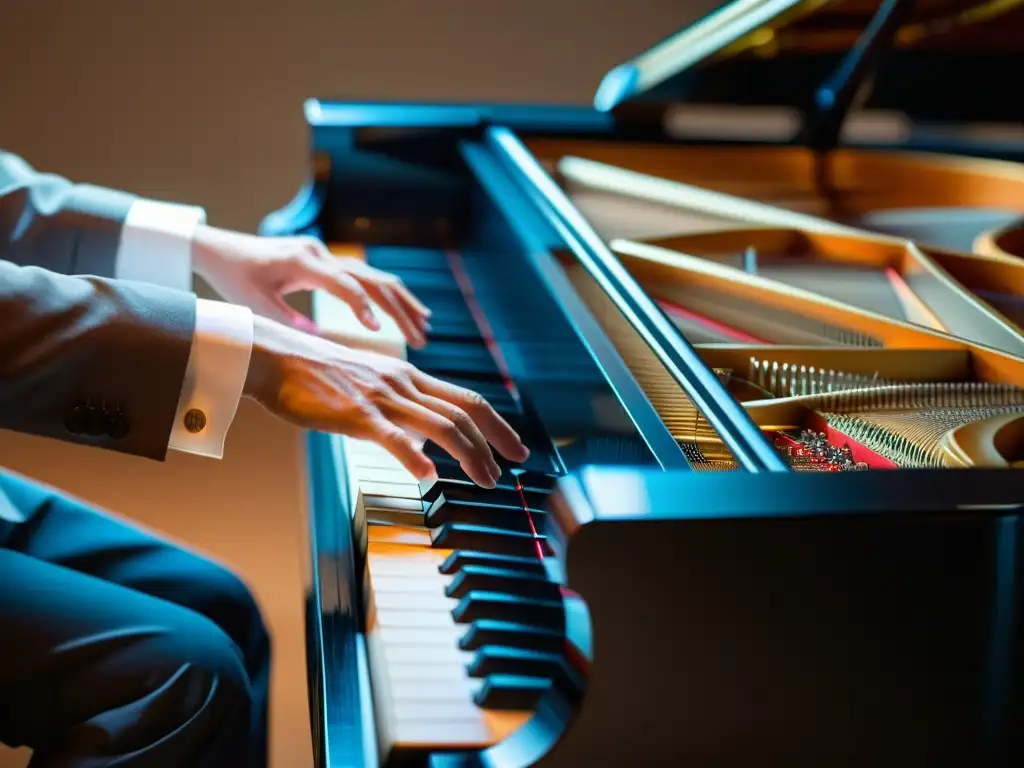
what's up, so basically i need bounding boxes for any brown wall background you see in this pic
[0,1,713,765]
[0,0,715,232]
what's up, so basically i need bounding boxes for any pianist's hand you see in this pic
[192,226,431,348]
[244,315,530,488]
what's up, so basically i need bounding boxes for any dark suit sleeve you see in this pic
[0,150,138,278]
[0,260,195,461]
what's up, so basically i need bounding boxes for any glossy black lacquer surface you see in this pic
[518,467,1024,767]
[263,2,1024,759]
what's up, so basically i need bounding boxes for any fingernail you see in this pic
[423,321,433,332]
[365,314,381,330]
[295,315,318,332]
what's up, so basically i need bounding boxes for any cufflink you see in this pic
[184,408,207,434]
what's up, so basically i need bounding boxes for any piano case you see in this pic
[263,1,1024,766]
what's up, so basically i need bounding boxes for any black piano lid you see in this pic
[595,0,1024,125]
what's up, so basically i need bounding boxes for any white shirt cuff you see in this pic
[169,299,255,459]
[115,199,207,291]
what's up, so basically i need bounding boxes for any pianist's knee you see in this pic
[143,618,255,752]
[29,610,254,767]
[174,557,272,679]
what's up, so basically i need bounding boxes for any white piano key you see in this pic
[370,575,447,594]
[364,537,534,758]
[312,289,407,360]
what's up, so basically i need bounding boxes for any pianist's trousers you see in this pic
[0,469,270,768]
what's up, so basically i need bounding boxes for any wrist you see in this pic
[244,314,282,401]
[191,224,225,282]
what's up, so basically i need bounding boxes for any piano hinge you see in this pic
[800,0,913,200]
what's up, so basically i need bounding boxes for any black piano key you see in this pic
[408,344,501,379]
[499,451,559,476]
[419,477,550,508]
[436,379,519,412]
[473,674,552,710]
[439,550,547,576]
[365,247,450,271]
[468,646,584,701]
[429,454,559,491]
[446,565,560,600]
[426,496,548,533]
[388,273,461,291]
[438,376,509,399]
[451,590,564,631]
[424,320,485,343]
[460,620,566,653]
[493,411,535,436]
[430,523,551,558]
[410,294,475,321]
[431,441,555,478]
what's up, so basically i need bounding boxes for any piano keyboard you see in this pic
[315,245,576,763]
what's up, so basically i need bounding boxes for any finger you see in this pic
[248,294,321,335]
[386,278,431,319]
[415,374,529,463]
[410,392,501,484]
[308,266,380,331]
[348,262,432,320]
[368,416,436,482]
[391,283,433,337]
[384,396,498,488]
[367,284,426,348]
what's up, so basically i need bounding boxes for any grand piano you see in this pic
[261,1,1024,765]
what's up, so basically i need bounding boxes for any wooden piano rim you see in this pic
[975,220,1024,263]
[544,147,1024,352]
[528,139,1024,217]
[624,226,951,330]
[942,412,1024,469]
[609,239,978,351]
[918,244,1024,333]
[624,227,1024,345]
[631,226,910,270]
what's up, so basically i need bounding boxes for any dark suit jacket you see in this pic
[0,151,197,524]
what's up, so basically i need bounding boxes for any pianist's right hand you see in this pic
[243,315,530,488]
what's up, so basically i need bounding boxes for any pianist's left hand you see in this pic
[192,226,431,347]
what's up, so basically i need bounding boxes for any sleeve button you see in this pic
[64,405,86,435]
[106,407,130,439]
[83,405,106,436]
